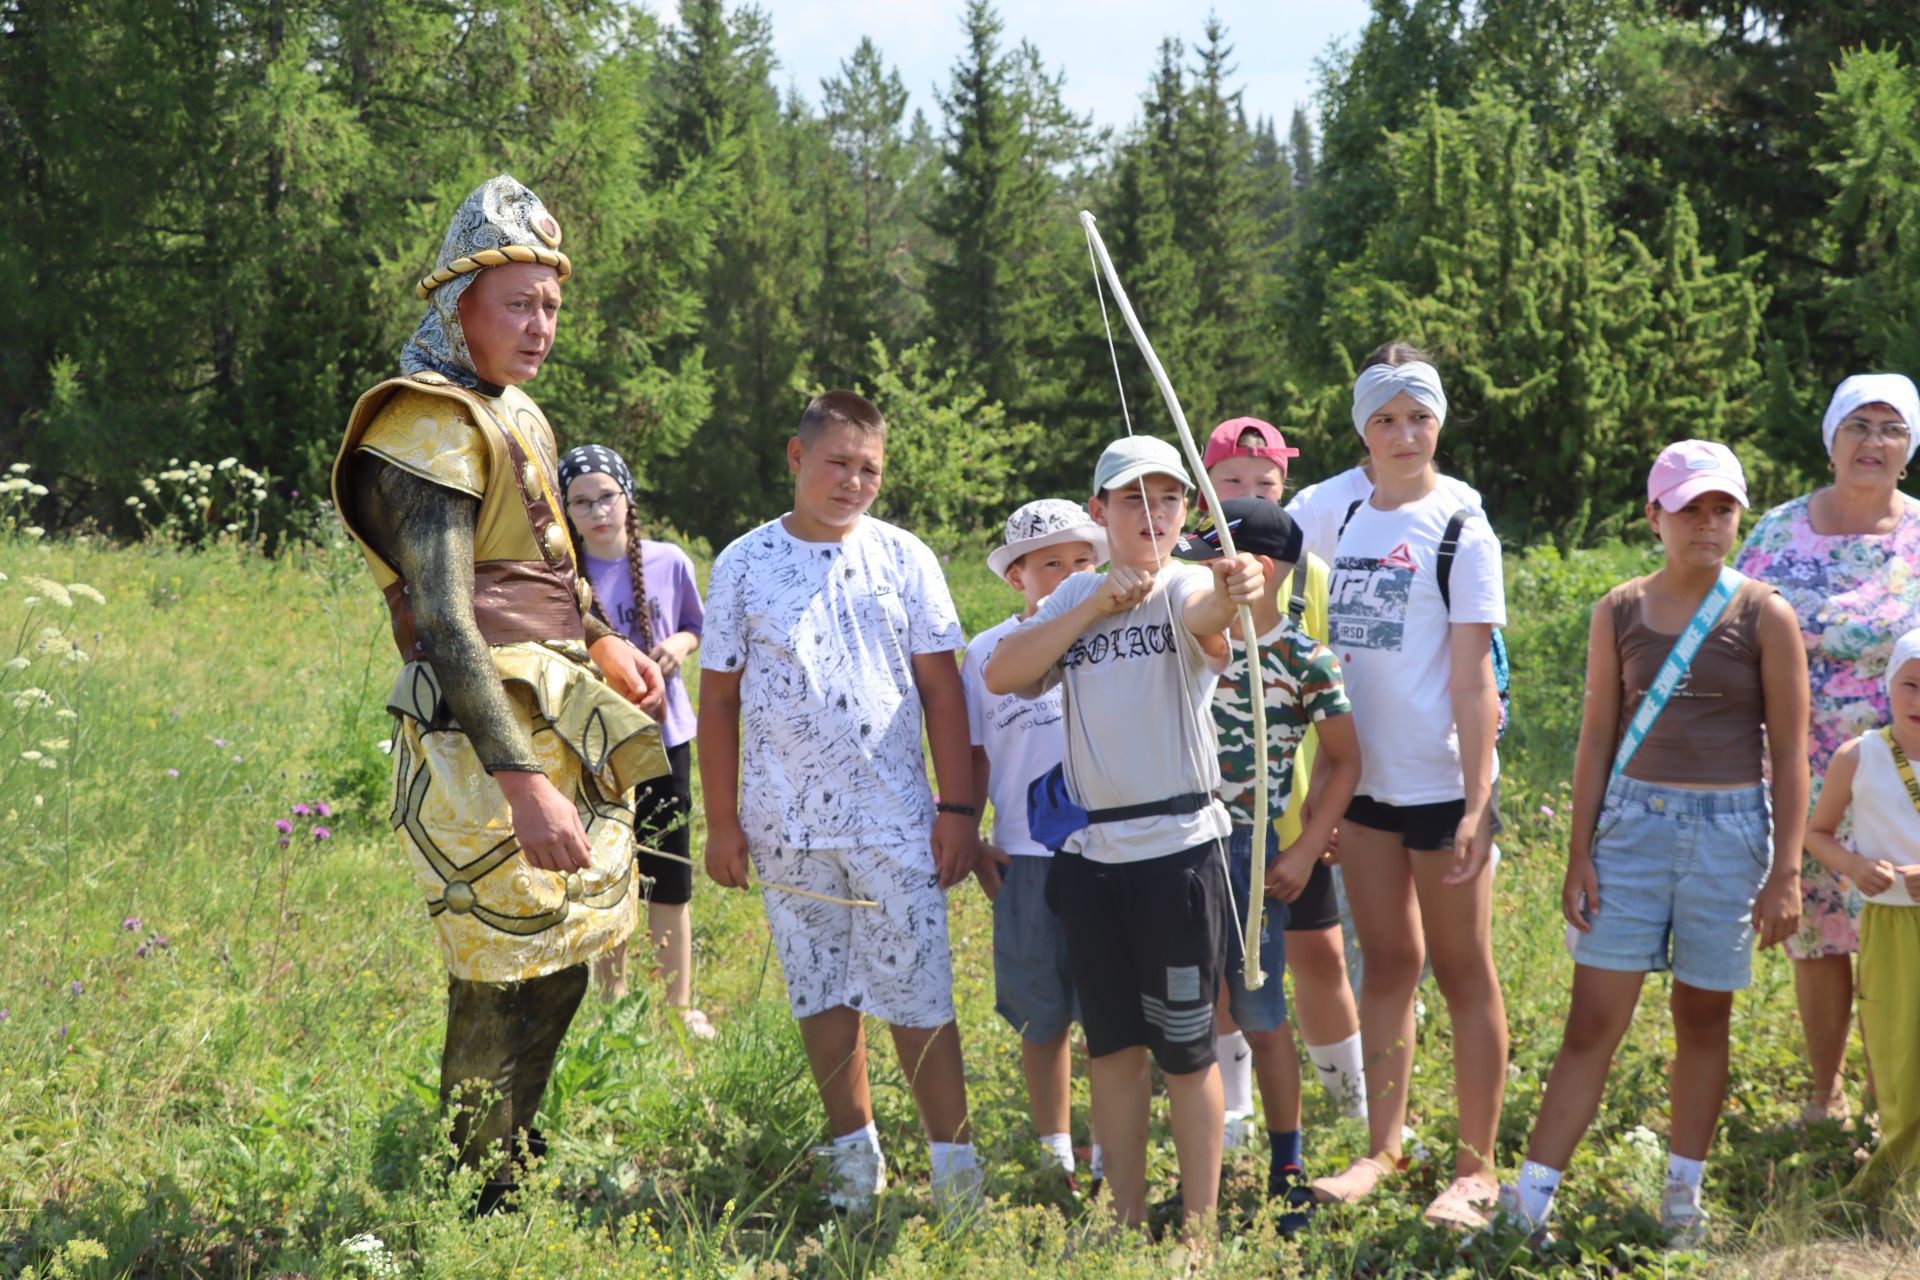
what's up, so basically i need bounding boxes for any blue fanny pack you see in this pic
[1027,763,1090,852]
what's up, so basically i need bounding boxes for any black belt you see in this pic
[1085,792,1212,824]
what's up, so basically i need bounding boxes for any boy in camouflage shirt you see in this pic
[1175,498,1362,1216]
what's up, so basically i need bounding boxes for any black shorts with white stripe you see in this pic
[1045,837,1231,1075]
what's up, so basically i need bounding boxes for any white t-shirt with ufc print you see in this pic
[1327,486,1506,806]
[1027,562,1231,864]
[702,514,965,850]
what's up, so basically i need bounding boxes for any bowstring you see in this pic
[1080,220,1246,946]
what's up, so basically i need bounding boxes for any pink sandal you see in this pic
[1310,1154,1395,1204]
[1423,1174,1498,1229]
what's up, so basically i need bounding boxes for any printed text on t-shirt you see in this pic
[1061,621,1179,669]
[1330,555,1413,653]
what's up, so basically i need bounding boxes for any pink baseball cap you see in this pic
[1203,417,1300,474]
[1648,439,1748,511]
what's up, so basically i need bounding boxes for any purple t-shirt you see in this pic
[584,542,702,748]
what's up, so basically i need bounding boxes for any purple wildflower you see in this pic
[277,835,290,849]
[0,1007,9,1023]
[290,489,300,500]
[166,768,180,778]
[68,980,83,998]
[58,1025,67,1040]
[311,826,331,842]
[1539,805,1556,818]
[213,738,227,748]
[134,943,149,959]
[232,755,242,764]
[314,801,332,818]
[121,916,141,933]
[292,803,311,817]
[274,818,293,834]
[152,934,170,949]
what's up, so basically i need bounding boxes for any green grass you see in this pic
[1,525,1916,1279]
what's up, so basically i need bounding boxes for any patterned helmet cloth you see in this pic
[400,174,573,388]
[559,444,635,501]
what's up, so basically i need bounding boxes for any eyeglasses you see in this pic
[1837,420,1912,445]
[566,494,623,514]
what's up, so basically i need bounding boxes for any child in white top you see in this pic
[961,499,1106,1187]
[1311,349,1509,1229]
[1804,627,1920,1196]
[699,391,980,1218]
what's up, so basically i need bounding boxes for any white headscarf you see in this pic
[1888,627,1920,703]
[1352,362,1448,439]
[1821,373,1920,464]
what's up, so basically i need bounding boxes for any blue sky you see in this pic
[666,1,1378,136]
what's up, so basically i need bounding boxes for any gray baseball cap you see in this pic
[1092,435,1193,496]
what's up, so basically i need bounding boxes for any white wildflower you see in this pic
[217,457,237,470]
[26,484,47,497]
[19,750,41,762]
[376,738,394,755]
[41,739,68,751]
[5,657,28,671]
[224,522,240,534]
[54,708,76,720]
[65,583,105,605]
[21,597,39,609]
[36,756,55,769]
[23,527,42,539]
[7,463,28,474]
[23,578,71,608]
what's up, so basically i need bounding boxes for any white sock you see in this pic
[1516,1160,1562,1227]
[929,1140,977,1187]
[1037,1131,1075,1175]
[1666,1153,1705,1190]
[833,1121,880,1154]
[1306,1032,1369,1119]
[1217,1031,1254,1115]
[1090,1143,1105,1180]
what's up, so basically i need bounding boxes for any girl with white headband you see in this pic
[1801,626,1920,1196]
[1284,342,1484,564]
[1735,372,1920,1127]
[1307,346,1511,1228]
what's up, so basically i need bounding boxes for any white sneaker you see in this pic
[1659,1180,1708,1249]
[1224,1109,1257,1150]
[814,1139,886,1216]
[931,1162,986,1227]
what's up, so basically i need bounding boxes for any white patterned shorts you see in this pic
[750,840,956,1029]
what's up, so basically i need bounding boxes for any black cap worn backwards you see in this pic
[1173,497,1304,564]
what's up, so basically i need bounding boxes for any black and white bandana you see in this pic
[559,444,634,501]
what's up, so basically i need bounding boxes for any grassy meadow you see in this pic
[2,508,1917,1279]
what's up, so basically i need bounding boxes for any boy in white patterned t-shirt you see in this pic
[699,391,981,1219]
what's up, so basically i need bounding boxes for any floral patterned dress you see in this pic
[1736,492,1920,959]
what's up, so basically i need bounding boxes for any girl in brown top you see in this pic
[1500,441,1808,1247]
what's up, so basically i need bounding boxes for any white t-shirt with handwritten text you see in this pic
[702,515,964,850]
[962,614,1063,859]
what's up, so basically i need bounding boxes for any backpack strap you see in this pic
[1337,498,1364,543]
[1435,508,1471,613]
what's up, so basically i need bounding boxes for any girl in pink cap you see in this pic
[1501,440,1808,1246]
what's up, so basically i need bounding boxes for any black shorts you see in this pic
[635,740,694,905]
[1045,839,1231,1075]
[1282,858,1341,932]
[1345,783,1504,853]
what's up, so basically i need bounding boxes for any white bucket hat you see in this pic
[988,499,1110,582]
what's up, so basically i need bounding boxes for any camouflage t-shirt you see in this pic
[1212,618,1352,828]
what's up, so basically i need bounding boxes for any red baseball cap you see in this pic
[1204,417,1300,474]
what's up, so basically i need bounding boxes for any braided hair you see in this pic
[558,444,653,652]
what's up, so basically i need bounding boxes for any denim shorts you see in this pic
[1224,825,1290,1034]
[1571,776,1773,992]
[993,854,1078,1043]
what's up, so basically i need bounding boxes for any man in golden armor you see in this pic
[331,174,668,1214]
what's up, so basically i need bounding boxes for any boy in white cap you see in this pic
[961,498,1109,1189]
[984,435,1264,1233]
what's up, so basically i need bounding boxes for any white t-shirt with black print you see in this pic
[962,614,1064,860]
[1327,486,1506,806]
[702,515,965,851]
[1025,563,1231,865]
[1287,465,1485,568]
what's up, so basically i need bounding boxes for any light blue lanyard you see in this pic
[1611,566,1745,780]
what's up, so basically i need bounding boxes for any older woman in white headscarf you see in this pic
[1735,372,1920,1125]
